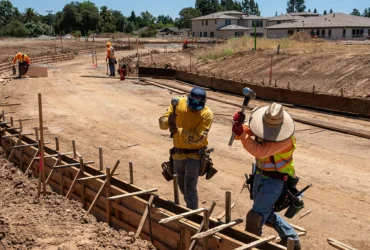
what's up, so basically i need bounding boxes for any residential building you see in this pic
[266,13,370,39]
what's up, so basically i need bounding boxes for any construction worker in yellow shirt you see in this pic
[12,52,31,79]
[159,87,213,209]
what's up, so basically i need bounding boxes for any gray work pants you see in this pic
[173,159,200,210]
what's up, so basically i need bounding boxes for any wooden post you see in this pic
[173,174,179,205]
[19,119,23,132]
[106,167,112,226]
[135,195,155,237]
[10,117,13,127]
[72,140,77,159]
[129,161,134,184]
[136,37,139,55]
[55,136,59,151]
[99,147,103,171]
[37,93,46,197]
[1,110,4,121]
[60,33,64,52]
[80,158,85,208]
[203,209,209,250]
[57,154,63,194]
[269,55,273,86]
[34,127,39,141]
[287,238,294,250]
[277,44,281,55]
[340,88,344,97]
[225,191,231,223]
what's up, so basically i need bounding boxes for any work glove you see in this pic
[232,123,244,136]
[168,114,178,134]
[233,111,246,124]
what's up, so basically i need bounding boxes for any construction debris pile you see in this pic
[0,150,155,250]
[289,32,312,42]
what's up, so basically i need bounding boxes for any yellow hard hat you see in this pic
[106,42,111,47]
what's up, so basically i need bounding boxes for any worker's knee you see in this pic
[245,210,263,236]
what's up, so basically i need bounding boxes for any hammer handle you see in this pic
[170,106,177,138]
[228,103,248,146]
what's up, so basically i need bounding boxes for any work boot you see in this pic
[278,238,301,250]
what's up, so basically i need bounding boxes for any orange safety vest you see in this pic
[256,136,296,177]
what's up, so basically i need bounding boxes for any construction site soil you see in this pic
[0,150,154,249]
[141,48,370,98]
[1,48,370,249]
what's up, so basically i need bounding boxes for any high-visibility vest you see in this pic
[256,136,296,177]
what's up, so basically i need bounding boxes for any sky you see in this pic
[8,0,370,18]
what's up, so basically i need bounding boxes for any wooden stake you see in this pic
[87,160,120,214]
[60,33,64,52]
[189,201,216,250]
[99,147,103,171]
[10,117,13,127]
[340,88,344,97]
[287,238,295,250]
[55,136,59,151]
[80,158,85,208]
[34,127,39,141]
[173,174,179,205]
[18,119,22,132]
[129,161,134,184]
[8,134,23,162]
[106,166,111,226]
[192,218,243,240]
[159,208,206,224]
[269,55,273,86]
[25,149,39,174]
[45,153,62,184]
[299,209,311,220]
[37,93,46,197]
[107,189,157,200]
[327,239,357,250]
[234,235,277,250]
[66,165,83,199]
[225,191,231,223]
[216,202,236,222]
[1,110,4,121]
[135,195,155,237]
[72,140,76,159]
[202,209,209,250]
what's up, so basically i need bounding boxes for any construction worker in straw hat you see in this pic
[232,103,301,250]
[159,87,214,209]
[12,52,31,79]
[106,42,116,76]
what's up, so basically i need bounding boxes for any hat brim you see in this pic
[249,106,295,142]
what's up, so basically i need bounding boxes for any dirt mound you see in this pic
[289,32,312,42]
[0,150,155,249]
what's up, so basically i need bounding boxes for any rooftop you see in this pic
[290,12,320,16]
[192,11,242,20]
[242,15,269,20]
[268,14,305,21]
[218,25,252,31]
[267,13,370,29]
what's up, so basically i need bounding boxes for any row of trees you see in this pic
[0,0,175,37]
[350,8,370,17]
[194,0,260,16]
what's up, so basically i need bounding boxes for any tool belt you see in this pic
[274,176,304,218]
[258,167,289,181]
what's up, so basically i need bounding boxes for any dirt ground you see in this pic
[1,50,370,250]
[141,49,370,98]
[0,149,154,250]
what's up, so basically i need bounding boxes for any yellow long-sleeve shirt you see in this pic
[159,97,213,160]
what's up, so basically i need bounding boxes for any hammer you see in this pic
[228,87,256,146]
[170,97,179,138]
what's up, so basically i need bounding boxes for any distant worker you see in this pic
[12,52,31,79]
[232,103,302,250]
[159,87,214,209]
[106,42,116,77]
[183,37,188,49]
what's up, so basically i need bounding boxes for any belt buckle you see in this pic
[198,149,204,155]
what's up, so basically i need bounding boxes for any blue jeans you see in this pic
[252,174,299,241]
[173,159,200,209]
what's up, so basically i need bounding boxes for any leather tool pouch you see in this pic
[199,148,218,180]
[274,175,301,212]
[161,149,175,182]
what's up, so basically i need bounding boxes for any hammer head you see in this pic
[242,87,257,100]
[171,97,179,107]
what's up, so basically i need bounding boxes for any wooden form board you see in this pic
[0,126,285,250]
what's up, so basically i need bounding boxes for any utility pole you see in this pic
[46,10,53,35]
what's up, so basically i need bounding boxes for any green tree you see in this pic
[157,15,174,24]
[4,20,29,37]
[286,0,306,13]
[351,8,361,16]
[175,7,201,29]
[138,11,156,28]
[221,0,242,11]
[323,10,327,15]
[111,10,127,32]
[0,0,18,28]
[242,0,251,14]
[60,2,82,34]
[25,21,49,36]
[313,8,317,13]
[363,8,370,17]
[308,8,311,12]
[249,0,260,15]
[23,8,39,23]
[128,11,136,23]
[79,1,99,34]
[100,6,116,32]
[329,8,333,13]
[195,0,213,15]
[124,20,135,33]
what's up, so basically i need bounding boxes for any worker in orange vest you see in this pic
[183,38,188,49]
[106,42,116,76]
[12,52,31,79]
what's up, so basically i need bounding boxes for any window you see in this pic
[237,20,240,25]
[206,20,208,26]
[277,21,282,24]
[235,31,244,37]
[192,32,195,37]
[321,29,326,38]
[328,29,332,38]
[252,20,263,27]
[352,29,364,38]
[202,20,204,26]
[343,29,346,38]
[250,33,264,37]
[315,30,319,36]
[225,19,231,25]
[210,32,214,37]
[200,32,202,37]
[204,32,207,37]
[288,30,294,36]
[215,20,217,24]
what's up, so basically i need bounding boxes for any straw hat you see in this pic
[249,103,295,142]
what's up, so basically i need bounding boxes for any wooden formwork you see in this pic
[0,125,285,250]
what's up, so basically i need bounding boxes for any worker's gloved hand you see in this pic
[168,114,178,134]
[232,123,244,136]
[233,111,246,125]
